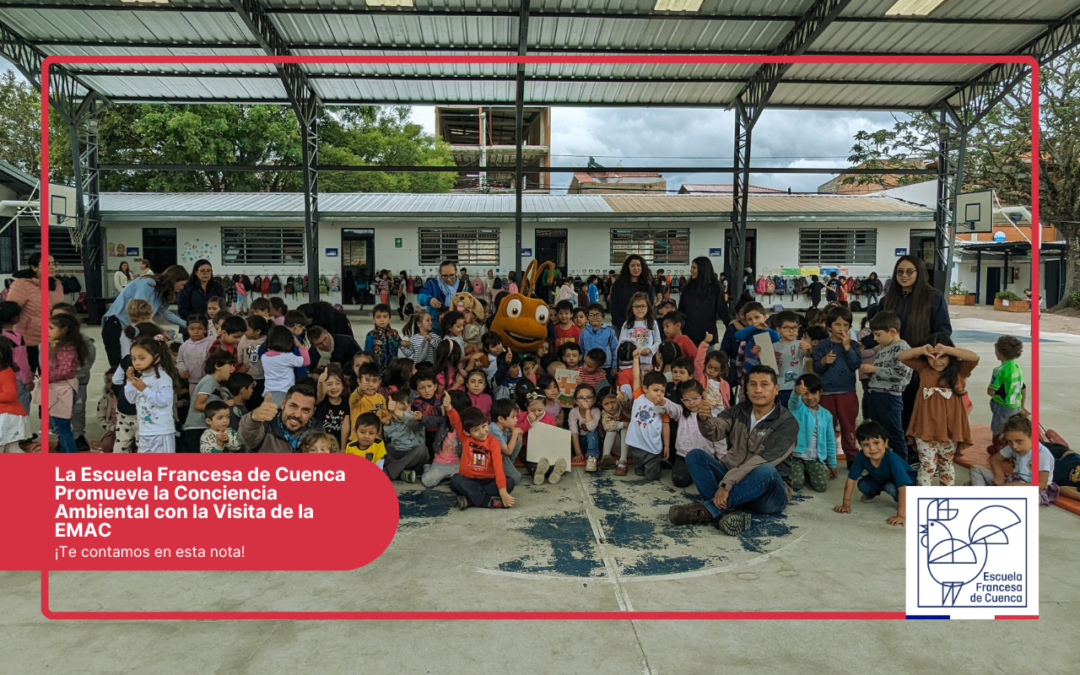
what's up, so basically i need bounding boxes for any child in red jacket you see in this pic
[444,392,515,510]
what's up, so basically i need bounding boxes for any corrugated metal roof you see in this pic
[0,159,37,192]
[679,183,786,194]
[97,191,934,221]
[3,0,1077,108]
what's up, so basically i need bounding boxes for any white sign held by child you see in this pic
[527,422,572,476]
[754,332,779,375]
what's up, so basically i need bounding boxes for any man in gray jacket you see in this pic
[669,366,799,536]
[239,381,323,453]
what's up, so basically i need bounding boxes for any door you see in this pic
[1045,258,1062,308]
[909,230,937,287]
[535,229,568,277]
[142,228,177,277]
[985,267,1001,306]
[342,228,375,305]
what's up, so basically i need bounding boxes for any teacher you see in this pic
[101,265,190,368]
[113,261,132,297]
[677,256,731,345]
[176,259,225,321]
[417,260,467,335]
[608,254,656,331]
[8,253,66,373]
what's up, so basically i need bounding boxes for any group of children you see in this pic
[39,280,1057,520]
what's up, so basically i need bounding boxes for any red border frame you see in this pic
[38,53,1040,620]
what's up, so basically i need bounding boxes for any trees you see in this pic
[0,72,456,193]
[845,49,1080,310]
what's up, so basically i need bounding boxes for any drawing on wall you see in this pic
[180,238,217,265]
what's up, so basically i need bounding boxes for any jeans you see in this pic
[990,401,1021,435]
[503,436,523,484]
[51,417,77,453]
[685,448,788,519]
[865,391,907,459]
[580,429,600,457]
[671,454,693,488]
[866,292,879,306]
[449,474,515,508]
[102,316,124,370]
[857,475,900,502]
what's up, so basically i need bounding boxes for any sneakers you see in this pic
[455,495,469,511]
[549,458,567,484]
[668,503,713,526]
[614,462,628,477]
[534,458,549,485]
[75,436,91,453]
[400,469,417,484]
[717,511,752,536]
[600,454,615,469]
[489,498,505,508]
[585,456,598,473]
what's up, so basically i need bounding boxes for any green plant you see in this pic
[1069,290,1080,308]
[995,290,1024,301]
[949,282,968,295]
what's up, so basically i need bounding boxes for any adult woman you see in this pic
[298,301,353,337]
[139,259,153,276]
[864,271,883,306]
[397,270,409,319]
[114,262,132,297]
[677,257,731,345]
[176,259,225,322]
[608,255,656,331]
[881,255,952,458]
[101,265,190,368]
[484,269,495,300]
[8,253,66,372]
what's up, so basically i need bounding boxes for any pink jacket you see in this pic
[48,344,80,419]
[7,277,65,347]
[2,328,32,385]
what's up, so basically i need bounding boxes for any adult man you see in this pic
[239,382,324,453]
[668,366,799,536]
[417,260,466,334]
[306,325,360,371]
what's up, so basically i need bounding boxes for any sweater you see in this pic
[263,349,308,393]
[788,393,837,467]
[579,324,620,369]
[619,321,663,356]
[568,407,601,435]
[124,369,175,436]
[238,411,324,453]
[697,400,799,498]
[103,277,185,328]
[733,325,782,374]
[400,333,438,363]
[8,276,66,346]
[867,339,913,396]
[383,412,426,451]
[448,407,506,489]
[812,339,862,394]
[176,336,215,386]
[659,400,727,459]
[200,427,241,453]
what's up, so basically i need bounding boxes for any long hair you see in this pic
[616,254,653,288]
[17,253,57,291]
[623,291,657,330]
[402,311,429,338]
[130,334,184,393]
[682,256,717,299]
[882,255,936,345]
[675,379,704,418]
[923,332,964,394]
[48,313,89,365]
[118,261,131,280]
[150,265,190,304]
[0,336,18,373]
[433,339,462,386]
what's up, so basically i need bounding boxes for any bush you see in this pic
[995,290,1023,301]
[949,282,968,295]
[1069,291,1080,308]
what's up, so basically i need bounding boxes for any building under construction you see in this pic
[435,106,551,193]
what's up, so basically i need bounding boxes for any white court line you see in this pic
[574,469,635,612]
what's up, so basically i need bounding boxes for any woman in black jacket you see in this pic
[176,259,225,321]
[677,256,731,345]
[609,255,656,331]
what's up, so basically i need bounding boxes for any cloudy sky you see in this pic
[4,59,902,193]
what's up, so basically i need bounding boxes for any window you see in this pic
[799,229,877,265]
[609,228,690,266]
[221,227,305,266]
[419,228,499,266]
[19,225,82,267]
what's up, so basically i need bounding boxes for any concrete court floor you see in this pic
[3,309,1076,674]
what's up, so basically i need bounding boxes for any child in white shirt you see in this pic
[125,334,180,454]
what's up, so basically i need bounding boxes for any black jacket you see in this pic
[609,280,656,332]
[308,333,361,371]
[677,283,731,345]
[886,290,952,346]
[177,279,225,320]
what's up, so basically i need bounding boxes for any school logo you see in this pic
[905,487,1039,619]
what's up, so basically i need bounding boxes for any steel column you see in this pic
[933,107,966,296]
[513,0,530,284]
[300,93,320,303]
[728,101,752,313]
[975,250,982,303]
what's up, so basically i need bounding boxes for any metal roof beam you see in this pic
[734,0,853,127]
[929,7,1080,130]
[98,163,937,175]
[227,0,320,119]
[0,18,109,124]
[513,0,530,281]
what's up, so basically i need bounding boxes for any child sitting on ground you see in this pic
[444,391,515,510]
[834,420,914,526]
[600,388,630,475]
[969,414,1058,506]
[199,400,241,453]
[812,306,861,465]
[344,412,387,467]
[570,383,602,472]
[422,390,469,487]
[300,432,341,454]
[662,379,727,488]
[464,369,492,421]
[382,390,432,484]
[488,398,524,486]
[987,335,1027,454]
[789,374,837,492]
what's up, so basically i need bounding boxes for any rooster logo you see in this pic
[919,498,1022,606]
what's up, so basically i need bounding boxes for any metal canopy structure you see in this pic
[2,0,1078,315]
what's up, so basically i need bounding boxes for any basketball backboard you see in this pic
[47,183,78,227]
[955,190,993,234]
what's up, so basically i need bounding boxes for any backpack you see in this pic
[331,275,341,292]
[259,276,270,295]
[269,275,282,294]
[755,276,767,295]
[74,292,88,314]
[413,276,423,292]
[764,277,775,295]
[319,275,329,294]
[284,277,296,297]
[849,300,863,312]
[302,275,309,293]
[406,277,414,294]
[774,276,787,295]
[793,277,805,295]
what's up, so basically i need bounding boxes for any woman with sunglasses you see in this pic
[417,260,467,336]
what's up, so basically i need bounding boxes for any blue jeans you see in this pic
[51,417,77,454]
[685,448,788,519]
[580,429,600,457]
[857,475,899,502]
[865,391,907,459]
[990,400,1021,435]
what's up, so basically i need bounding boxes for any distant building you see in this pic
[569,160,666,195]
[818,160,934,195]
[678,183,787,195]
[434,106,551,193]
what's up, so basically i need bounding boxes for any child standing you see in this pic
[269,297,287,326]
[48,314,87,454]
[771,311,808,407]
[444,392,515,510]
[126,334,181,454]
[120,298,153,358]
[619,293,662,358]
[623,348,671,481]
[812,306,861,465]
[834,421,914,526]
[733,302,781,383]
[553,300,581,348]
[176,314,213,398]
[580,304,619,371]
[208,316,247,363]
[0,302,32,416]
[182,350,235,453]
[349,363,390,435]
[987,335,1026,452]
[365,304,402,374]
[899,334,980,487]
[0,337,27,452]
[401,311,438,364]
[261,326,309,405]
[440,310,466,352]
[239,315,269,407]
[789,374,837,492]
[860,310,913,461]
[569,383,602,472]
[199,400,241,453]
[969,414,1058,505]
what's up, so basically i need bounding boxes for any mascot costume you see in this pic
[489,260,554,353]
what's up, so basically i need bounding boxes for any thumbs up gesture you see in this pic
[252,393,279,422]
